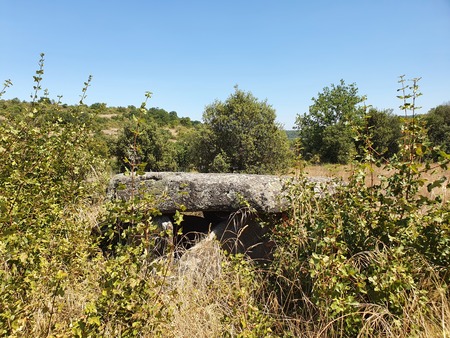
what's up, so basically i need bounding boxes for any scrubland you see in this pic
[1,59,449,337]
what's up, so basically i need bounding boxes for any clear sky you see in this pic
[1,0,449,128]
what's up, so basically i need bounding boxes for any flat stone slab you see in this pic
[107,172,291,213]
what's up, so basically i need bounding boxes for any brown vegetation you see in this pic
[301,164,449,202]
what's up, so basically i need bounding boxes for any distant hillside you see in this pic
[285,129,299,140]
[0,99,201,131]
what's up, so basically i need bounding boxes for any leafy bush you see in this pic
[2,58,449,337]
[425,103,450,154]
[267,76,450,336]
[193,86,292,174]
[115,119,178,173]
[357,108,402,160]
[296,79,366,164]
[0,54,108,336]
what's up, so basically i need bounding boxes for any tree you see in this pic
[194,86,292,174]
[359,108,402,160]
[296,80,366,163]
[173,125,208,172]
[424,103,450,153]
[115,120,178,172]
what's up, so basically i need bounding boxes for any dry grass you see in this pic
[6,170,449,337]
[166,241,450,338]
[300,163,449,202]
[28,266,103,336]
[161,239,225,337]
[12,232,450,337]
[98,114,119,119]
[20,224,268,336]
[355,278,450,338]
[8,205,106,337]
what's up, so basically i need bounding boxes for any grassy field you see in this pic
[301,163,449,202]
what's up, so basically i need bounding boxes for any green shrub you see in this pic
[268,76,450,336]
[115,120,178,173]
[0,54,108,336]
[2,57,448,337]
[194,86,292,174]
[424,103,450,154]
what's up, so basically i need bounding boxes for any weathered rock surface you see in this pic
[105,172,335,261]
[107,172,291,213]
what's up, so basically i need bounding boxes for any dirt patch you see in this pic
[102,128,119,136]
[99,114,118,119]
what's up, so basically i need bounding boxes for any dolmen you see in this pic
[106,172,330,261]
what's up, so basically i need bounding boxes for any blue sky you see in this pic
[1,0,449,128]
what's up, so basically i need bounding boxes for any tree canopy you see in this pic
[296,80,366,163]
[193,86,292,174]
[359,108,402,160]
[424,103,450,154]
[115,120,178,173]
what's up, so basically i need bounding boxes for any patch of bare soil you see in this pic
[102,128,119,135]
[99,114,118,119]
